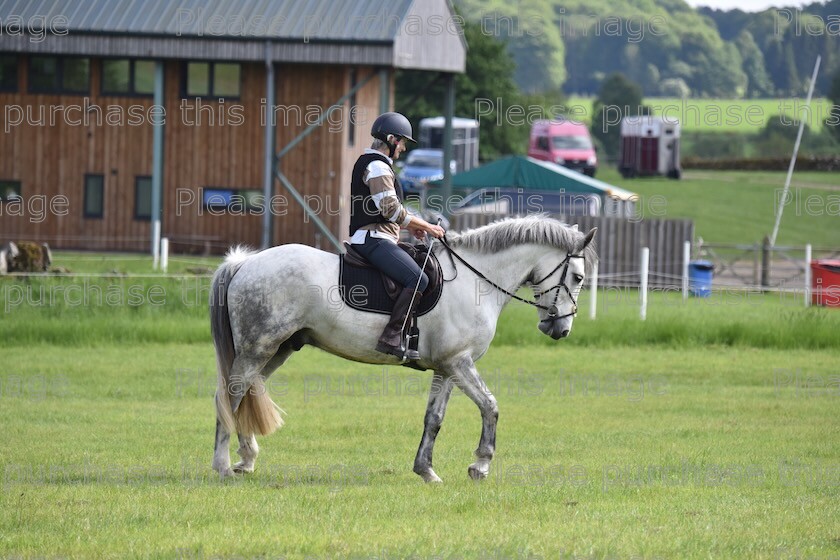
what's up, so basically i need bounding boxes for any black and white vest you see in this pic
[349,152,405,236]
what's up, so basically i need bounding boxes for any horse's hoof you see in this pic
[232,462,254,474]
[468,463,489,481]
[215,467,237,480]
[417,469,443,483]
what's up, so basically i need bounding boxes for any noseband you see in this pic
[532,252,585,322]
[439,237,584,321]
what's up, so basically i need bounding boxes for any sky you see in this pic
[683,0,822,10]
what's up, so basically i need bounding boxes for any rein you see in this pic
[439,236,584,321]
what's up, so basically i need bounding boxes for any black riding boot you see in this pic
[376,287,423,360]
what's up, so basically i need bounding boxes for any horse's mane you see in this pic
[444,215,598,273]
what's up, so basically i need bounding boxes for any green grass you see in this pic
[566,96,835,133]
[495,289,840,350]
[597,168,840,247]
[645,98,834,133]
[47,251,220,275]
[2,341,838,558]
[4,273,840,349]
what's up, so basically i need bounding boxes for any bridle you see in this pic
[439,237,584,322]
[532,251,586,322]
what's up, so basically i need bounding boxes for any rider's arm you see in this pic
[365,161,445,239]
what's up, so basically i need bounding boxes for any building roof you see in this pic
[0,0,466,71]
[437,156,638,200]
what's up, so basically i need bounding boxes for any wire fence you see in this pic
[4,228,839,317]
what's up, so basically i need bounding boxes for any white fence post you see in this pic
[161,238,169,274]
[640,247,649,321]
[804,244,812,307]
[682,240,690,301]
[152,220,161,270]
[589,261,598,320]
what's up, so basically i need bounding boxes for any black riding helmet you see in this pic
[371,112,416,158]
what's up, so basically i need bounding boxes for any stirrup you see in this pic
[403,345,420,361]
[375,339,419,361]
[405,328,420,360]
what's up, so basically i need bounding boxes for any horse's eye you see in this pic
[573,273,584,284]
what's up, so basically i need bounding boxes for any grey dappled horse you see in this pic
[210,216,597,483]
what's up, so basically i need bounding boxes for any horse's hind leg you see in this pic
[231,344,296,474]
[413,372,454,483]
[212,354,270,478]
[233,433,259,474]
[451,356,498,481]
[213,417,233,478]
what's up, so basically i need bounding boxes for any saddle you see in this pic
[339,241,444,317]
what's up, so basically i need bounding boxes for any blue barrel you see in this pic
[688,260,714,297]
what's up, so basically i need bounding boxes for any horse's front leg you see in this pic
[452,356,498,481]
[413,372,454,483]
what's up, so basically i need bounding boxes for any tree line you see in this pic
[395,2,840,161]
[453,0,840,99]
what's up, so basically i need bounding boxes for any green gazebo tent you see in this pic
[438,156,637,201]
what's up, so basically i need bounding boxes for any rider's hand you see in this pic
[407,218,445,240]
[426,223,446,239]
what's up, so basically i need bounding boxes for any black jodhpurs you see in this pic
[352,234,429,293]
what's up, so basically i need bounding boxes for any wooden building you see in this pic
[0,0,466,253]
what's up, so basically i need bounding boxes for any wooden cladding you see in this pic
[0,57,384,253]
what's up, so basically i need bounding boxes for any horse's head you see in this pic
[532,227,597,339]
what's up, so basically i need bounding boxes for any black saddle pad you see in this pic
[339,244,443,316]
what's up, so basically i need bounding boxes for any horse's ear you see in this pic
[570,224,579,231]
[583,227,597,248]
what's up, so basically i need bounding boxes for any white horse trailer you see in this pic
[619,116,681,179]
[418,116,480,173]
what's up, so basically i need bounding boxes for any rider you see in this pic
[349,112,446,360]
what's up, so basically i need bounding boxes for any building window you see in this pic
[83,175,104,218]
[0,55,18,92]
[101,59,155,96]
[135,61,155,93]
[0,180,21,202]
[202,187,262,212]
[29,56,90,94]
[135,176,152,220]
[185,62,240,98]
[29,57,58,91]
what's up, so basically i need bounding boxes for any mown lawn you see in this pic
[1,341,838,559]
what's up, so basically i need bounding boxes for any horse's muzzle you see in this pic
[539,318,570,339]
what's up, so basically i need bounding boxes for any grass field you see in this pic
[566,96,835,133]
[598,168,840,247]
[2,258,840,558]
[2,342,838,559]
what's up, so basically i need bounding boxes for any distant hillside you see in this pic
[699,0,840,96]
[453,0,840,98]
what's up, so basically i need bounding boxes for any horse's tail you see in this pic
[210,246,283,436]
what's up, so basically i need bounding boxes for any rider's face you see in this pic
[393,138,407,159]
